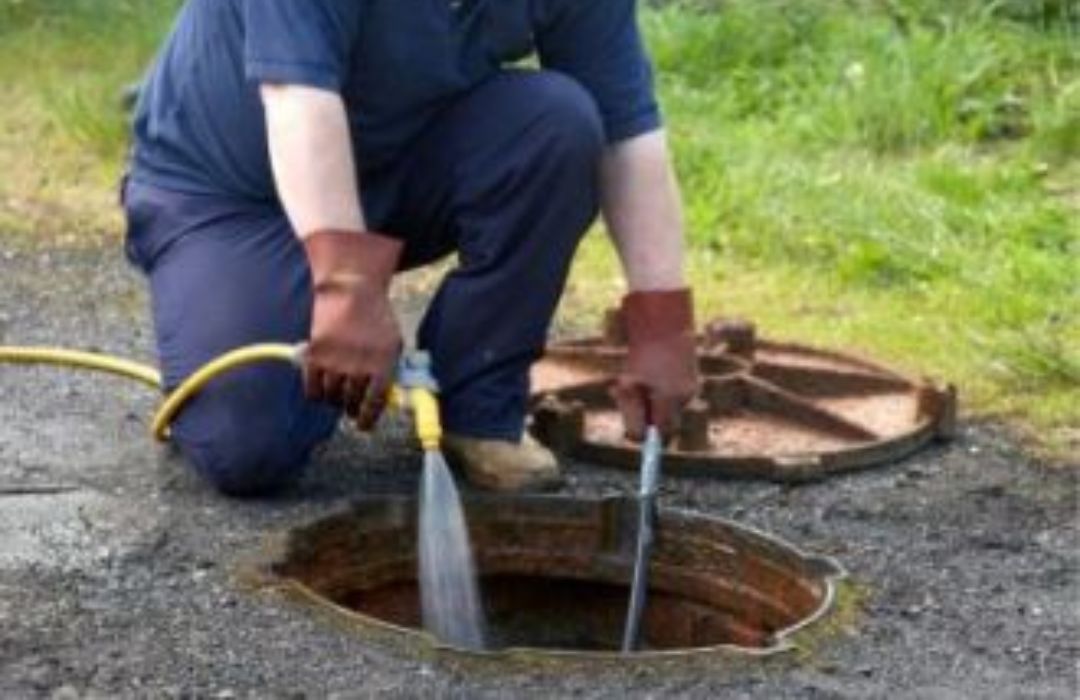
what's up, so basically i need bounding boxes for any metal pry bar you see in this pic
[622,425,663,652]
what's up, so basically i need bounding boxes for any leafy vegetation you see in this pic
[571,0,1078,454]
[0,0,1077,452]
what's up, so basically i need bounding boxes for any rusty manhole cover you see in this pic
[258,495,844,664]
[531,317,956,482]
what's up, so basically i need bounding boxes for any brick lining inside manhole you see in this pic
[263,495,844,659]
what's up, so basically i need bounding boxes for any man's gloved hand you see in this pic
[611,289,701,441]
[303,229,404,430]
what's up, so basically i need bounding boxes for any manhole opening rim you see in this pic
[261,495,849,660]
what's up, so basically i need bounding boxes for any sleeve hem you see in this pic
[605,110,664,144]
[246,59,343,91]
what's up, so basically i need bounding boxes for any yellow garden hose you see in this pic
[0,343,442,447]
[151,343,301,441]
[0,346,162,388]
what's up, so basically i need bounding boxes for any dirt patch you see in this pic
[0,244,1077,698]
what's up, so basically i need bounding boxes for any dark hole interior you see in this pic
[337,573,775,652]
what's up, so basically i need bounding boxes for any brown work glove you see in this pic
[611,289,701,441]
[303,229,404,431]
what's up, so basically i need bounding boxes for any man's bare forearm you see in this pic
[261,83,366,238]
[600,130,687,292]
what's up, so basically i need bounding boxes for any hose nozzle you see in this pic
[391,352,442,452]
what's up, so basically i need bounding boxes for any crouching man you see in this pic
[123,0,699,496]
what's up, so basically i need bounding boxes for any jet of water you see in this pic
[418,450,487,650]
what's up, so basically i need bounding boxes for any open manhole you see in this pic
[259,495,844,664]
[531,317,957,482]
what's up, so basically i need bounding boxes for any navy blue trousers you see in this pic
[124,71,603,496]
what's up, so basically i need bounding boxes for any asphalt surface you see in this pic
[0,241,1077,698]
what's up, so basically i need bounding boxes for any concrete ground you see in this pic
[0,241,1077,699]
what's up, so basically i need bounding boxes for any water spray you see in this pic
[394,353,487,649]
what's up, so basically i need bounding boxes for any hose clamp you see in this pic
[397,352,440,393]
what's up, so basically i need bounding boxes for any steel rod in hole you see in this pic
[622,426,663,652]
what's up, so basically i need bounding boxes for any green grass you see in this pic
[0,0,1077,454]
[577,1,1080,456]
[0,0,176,237]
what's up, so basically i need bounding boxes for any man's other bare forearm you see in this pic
[600,130,687,292]
[261,83,365,238]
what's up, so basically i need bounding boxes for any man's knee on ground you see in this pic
[182,431,311,498]
[171,368,334,497]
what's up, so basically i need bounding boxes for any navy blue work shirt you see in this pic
[131,0,662,201]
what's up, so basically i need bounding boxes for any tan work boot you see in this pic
[442,432,563,492]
